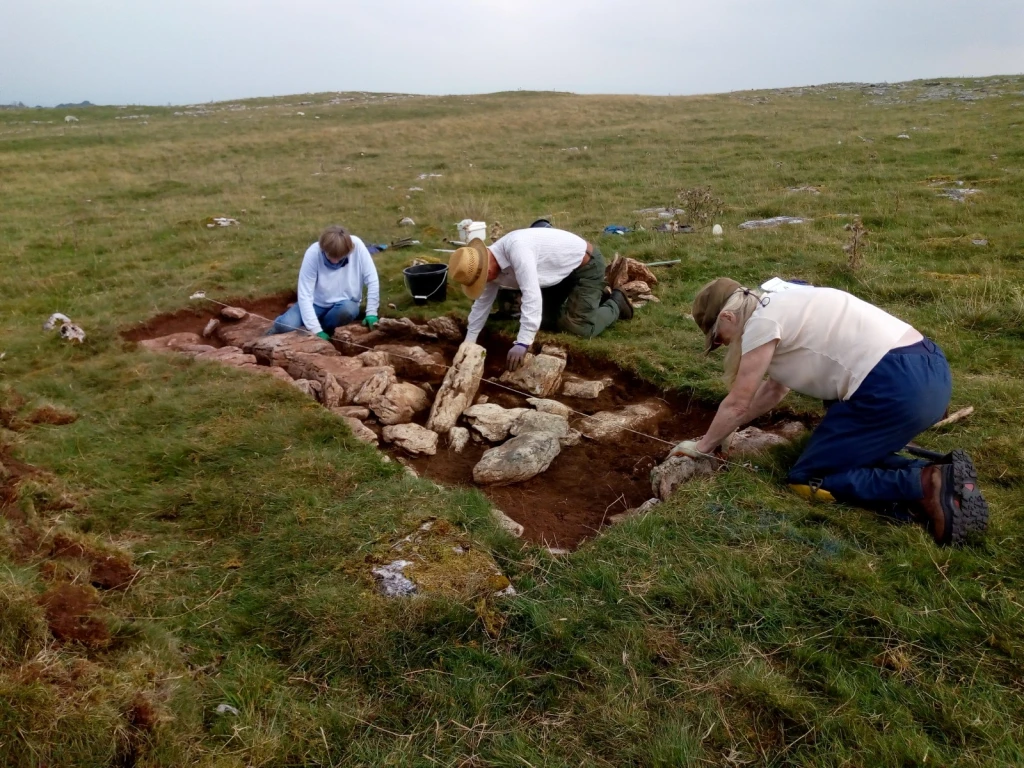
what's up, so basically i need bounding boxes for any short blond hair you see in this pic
[319,225,354,261]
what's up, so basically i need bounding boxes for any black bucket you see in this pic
[403,263,449,305]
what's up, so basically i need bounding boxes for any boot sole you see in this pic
[946,449,989,545]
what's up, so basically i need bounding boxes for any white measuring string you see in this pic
[189,292,743,458]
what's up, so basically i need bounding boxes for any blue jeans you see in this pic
[787,339,952,513]
[269,300,360,336]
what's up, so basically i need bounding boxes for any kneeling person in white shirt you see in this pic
[449,228,633,370]
[269,225,381,340]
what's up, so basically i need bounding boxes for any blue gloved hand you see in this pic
[362,315,378,329]
[316,331,331,341]
[506,343,529,371]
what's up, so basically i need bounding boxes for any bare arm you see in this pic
[695,340,779,454]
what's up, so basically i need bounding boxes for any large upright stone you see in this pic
[498,353,565,397]
[243,331,337,367]
[426,342,486,434]
[578,401,668,443]
[473,433,561,485]
[463,404,529,442]
[370,382,431,425]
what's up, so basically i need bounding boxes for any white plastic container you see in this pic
[457,219,487,243]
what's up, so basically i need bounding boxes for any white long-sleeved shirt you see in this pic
[464,228,588,346]
[296,236,380,334]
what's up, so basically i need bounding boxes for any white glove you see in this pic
[668,439,715,460]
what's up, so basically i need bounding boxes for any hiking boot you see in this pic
[607,288,633,320]
[917,450,989,546]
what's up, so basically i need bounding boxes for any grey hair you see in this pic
[720,288,764,387]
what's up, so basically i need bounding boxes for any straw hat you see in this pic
[449,238,490,299]
[691,277,741,352]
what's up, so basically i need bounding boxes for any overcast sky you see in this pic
[2,1,1022,106]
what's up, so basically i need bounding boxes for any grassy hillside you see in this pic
[2,78,1024,766]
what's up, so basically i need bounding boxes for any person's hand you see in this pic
[668,439,715,461]
[506,343,529,371]
[316,331,331,341]
[362,315,378,329]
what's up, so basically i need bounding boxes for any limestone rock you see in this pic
[139,332,206,352]
[609,498,661,524]
[357,350,390,367]
[560,429,582,448]
[374,344,446,379]
[448,426,470,453]
[194,346,258,368]
[347,367,398,406]
[578,401,667,443]
[540,344,567,360]
[291,378,322,400]
[330,405,370,420]
[625,258,658,286]
[526,397,572,418]
[510,410,570,439]
[475,395,489,404]
[463,403,529,442]
[383,423,438,455]
[651,456,718,499]
[561,376,611,399]
[729,424,804,457]
[220,306,248,320]
[174,343,219,357]
[216,314,271,346]
[285,352,362,383]
[620,280,651,301]
[202,318,220,338]
[606,254,630,289]
[370,382,431,425]
[243,331,336,367]
[493,508,524,537]
[426,342,486,434]
[498,352,565,397]
[426,316,462,340]
[473,433,561,485]
[341,416,378,445]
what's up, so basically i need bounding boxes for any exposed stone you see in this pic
[220,306,248,320]
[194,346,258,368]
[620,280,651,300]
[330,405,370,420]
[139,332,206,352]
[383,423,438,455]
[526,397,572,418]
[174,343,219,357]
[341,416,378,445]
[348,367,398,406]
[473,433,561,485]
[609,497,661,524]
[448,426,470,453]
[561,376,611,399]
[578,401,668,442]
[738,216,809,230]
[357,350,390,367]
[729,423,805,457]
[374,344,446,379]
[560,429,582,448]
[651,456,718,500]
[285,352,362,382]
[426,342,486,434]
[291,378,322,400]
[510,410,570,439]
[370,382,431,425]
[625,258,658,286]
[606,254,631,289]
[493,509,524,537]
[540,344,567,360]
[202,318,220,338]
[498,352,565,397]
[216,314,272,347]
[463,404,529,442]
[426,316,462,340]
[476,395,489,404]
[243,331,336,366]
[255,366,296,384]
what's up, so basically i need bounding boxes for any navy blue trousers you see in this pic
[270,300,360,336]
[787,339,952,510]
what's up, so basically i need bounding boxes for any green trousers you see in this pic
[540,247,620,339]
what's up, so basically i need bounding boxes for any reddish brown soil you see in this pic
[52,532,137,590]
[38,583,111,648]
[131,294,806,548]
[25,405,79,426]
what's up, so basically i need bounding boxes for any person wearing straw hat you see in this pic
[267,225,380,339]
[449,228,633,370]
[670,278,988,546]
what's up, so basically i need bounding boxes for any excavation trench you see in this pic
[128,294,801,549]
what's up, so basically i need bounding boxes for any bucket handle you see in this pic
[404,265,449,302]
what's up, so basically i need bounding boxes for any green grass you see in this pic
[2,80,1024,766]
